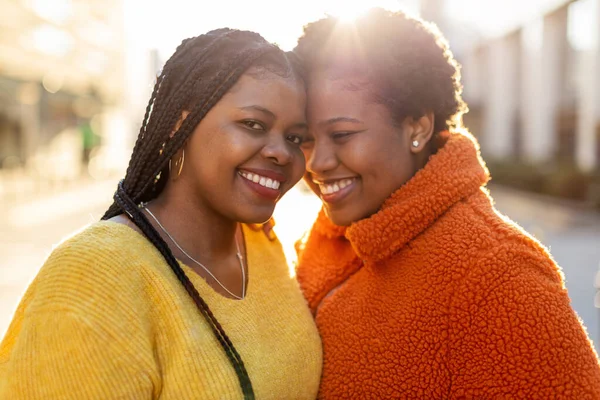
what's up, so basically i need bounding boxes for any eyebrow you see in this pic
[239,105,308,130]
[239,105,276,119]
[321,116,364,125]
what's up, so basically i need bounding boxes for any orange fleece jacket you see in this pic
[296,131,600,399]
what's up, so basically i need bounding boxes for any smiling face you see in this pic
[303,71,422,226]
[172,68,308,224]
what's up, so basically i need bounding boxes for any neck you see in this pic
[148,183,239,261]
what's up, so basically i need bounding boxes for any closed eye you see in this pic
[332,131,355,140]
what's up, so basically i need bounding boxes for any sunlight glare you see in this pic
[326,0,404,22]
[332,2,371,22]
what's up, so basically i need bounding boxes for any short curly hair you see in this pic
[294,8,467,144]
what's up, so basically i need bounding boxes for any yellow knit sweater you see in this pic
[0,222,322,399]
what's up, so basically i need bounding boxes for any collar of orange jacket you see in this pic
[313,130,490,263]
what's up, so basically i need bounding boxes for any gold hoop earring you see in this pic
[169,149,185,180]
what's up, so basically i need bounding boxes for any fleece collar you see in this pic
[315,131,490,263]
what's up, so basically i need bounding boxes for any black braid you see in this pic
[143,30,240,147]
[102,29,303,399]
[104,29,243,219]
[106,31,281,214]
[114,181,254,398]
[135,46,278,201]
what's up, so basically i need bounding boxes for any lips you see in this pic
[317,178,355,195]
[239,171,281,190]
[313,177,358,204]
[238,168,286,201]
[241,168,286,183]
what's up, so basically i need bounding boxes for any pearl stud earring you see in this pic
[412,140,419,148]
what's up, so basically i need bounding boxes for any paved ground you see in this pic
[1,180,598,353]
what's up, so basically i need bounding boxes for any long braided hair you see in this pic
[102,29,303,399]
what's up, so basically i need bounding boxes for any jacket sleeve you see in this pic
[0,308,157,399]
[447,243,600,399]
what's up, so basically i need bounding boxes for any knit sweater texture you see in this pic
[296,131,600,399]
[0,222,322,399]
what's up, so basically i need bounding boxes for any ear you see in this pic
[170,111,191,138]
[403,111,435,154]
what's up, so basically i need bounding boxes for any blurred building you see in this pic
[0,0,133,179]
[460,0,600,173]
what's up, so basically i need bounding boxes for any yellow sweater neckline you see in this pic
[102,220,255,303]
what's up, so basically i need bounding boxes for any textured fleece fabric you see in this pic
[297,131,600,399]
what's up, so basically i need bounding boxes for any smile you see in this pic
[313,177,357,204]
[239,171,282,190]
[317,178,354,195]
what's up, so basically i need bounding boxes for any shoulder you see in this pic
[425,189,564,299]
[443,189,555,267]
[28,221,162,314]
[448,224,566,313]
[444,204,600,393]
[44,220,158,275]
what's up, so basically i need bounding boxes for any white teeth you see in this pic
[318,178,354,195]
[240,171,282,190]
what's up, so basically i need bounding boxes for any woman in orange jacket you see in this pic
[294,8,600,399]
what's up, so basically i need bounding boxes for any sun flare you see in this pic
[326,0,405,22]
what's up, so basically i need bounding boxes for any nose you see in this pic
[306,141,338,175]
[260,134,293,166]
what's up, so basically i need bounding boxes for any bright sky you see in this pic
[124,0,580,60]
[124,0,419,58]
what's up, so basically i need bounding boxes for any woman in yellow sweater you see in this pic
[0,29,322,399]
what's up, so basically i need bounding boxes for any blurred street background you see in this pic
[1,0,599,351]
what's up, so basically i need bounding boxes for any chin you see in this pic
[237,207,275,225]
[325,202,379,227]
[324,207,355,227]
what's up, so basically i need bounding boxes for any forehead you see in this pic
[306,70,388,123]
[224,70,305,104]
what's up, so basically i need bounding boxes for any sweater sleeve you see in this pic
[0,309,156,399]
[447,243,600,399]
[0,236,162,399]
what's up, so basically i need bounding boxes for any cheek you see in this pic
[188,127,243,180]
[351,135,409,184]
[337,138,379,177]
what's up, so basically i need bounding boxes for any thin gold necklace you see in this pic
[143,206,246,300]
